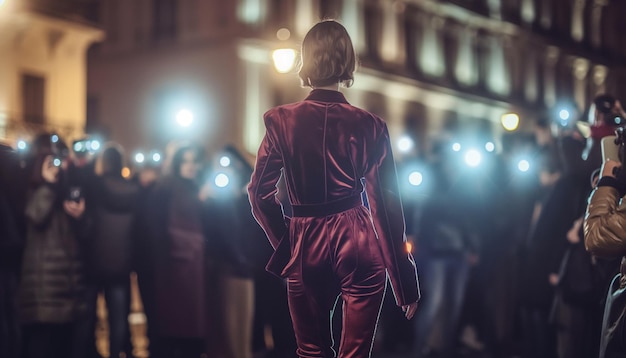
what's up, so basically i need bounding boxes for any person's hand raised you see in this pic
[42,156,60,184]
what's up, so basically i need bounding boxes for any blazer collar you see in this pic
[305,89,349,104]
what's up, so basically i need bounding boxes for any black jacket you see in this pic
[88,175,140,282]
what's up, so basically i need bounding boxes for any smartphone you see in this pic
[67,187,82,203]
[601,135,620,162]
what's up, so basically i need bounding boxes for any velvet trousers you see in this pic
[286,208,387,358]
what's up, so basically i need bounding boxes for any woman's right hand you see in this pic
[402,301,418,320]
[42,156,60,184]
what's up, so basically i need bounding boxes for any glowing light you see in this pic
[17,140,27,150]
[121,167,131,178]
[406,241,413,253]
[53,158,62,167]
[51,135,59,143]
[152,153,161,162]
[485,142,495,152]
[276,28,291,41]
[90,140,101,151]
[176,109,194,127]
[518,159,530,172]
[408,171,423,186]
[134,153,145,164]
[397,136,414,152]
[272,49,297,73]
[464,149,482,167]
[452,143,461,152]
[501,113,520,131]
[559,109,570,121]
[219,156,231,167]
[215,173,230,188]
[74,142,84,152]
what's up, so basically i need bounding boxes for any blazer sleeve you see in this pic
[584,186,626,258]
[364,120,420,306]
[248,115,287,250]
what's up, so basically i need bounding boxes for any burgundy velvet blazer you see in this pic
[248,89,420,306]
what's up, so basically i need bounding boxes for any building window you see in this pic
[319,0,340,19]
[153,0,177,39]
[22,74,45,124]
[363,2,382,61]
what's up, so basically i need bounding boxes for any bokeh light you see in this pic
[272,49,296,73]
[135,153,145,164]
[176,109,194,127]
[276,28,291,41]
[501,113,520,131]
[464,149,482,167]
[397,136,414,152]
[518,159,530,172]
[408,171,423,186]
[219,156,231,167]
[215,173,230,188]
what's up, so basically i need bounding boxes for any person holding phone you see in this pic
[248,20,420,358]
[18,148,91,358]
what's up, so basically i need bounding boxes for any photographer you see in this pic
[584,104,626,358]
[18,139,92,358]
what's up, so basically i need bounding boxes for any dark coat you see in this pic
[88,175,140,282]
[18,185,88,324]
[522,174,589,308]
[143,177,208,338]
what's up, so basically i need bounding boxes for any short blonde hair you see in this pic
[298,20,356,88]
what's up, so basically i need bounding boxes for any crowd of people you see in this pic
[375,93,626,358]
[1,97,626,358]
[0,136,297,358]
[1,17,626,358]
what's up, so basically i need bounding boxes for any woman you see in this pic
[19,148,90,358]
[89,144,140,357]
[143,144,208,357]
[248,20,420,357]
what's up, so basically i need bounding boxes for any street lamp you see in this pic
[272,49,297,73]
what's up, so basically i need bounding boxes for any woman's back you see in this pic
[264,89,382,205]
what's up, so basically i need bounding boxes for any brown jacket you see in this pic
[585,186,626,258]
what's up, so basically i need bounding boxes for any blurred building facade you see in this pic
[0,0,103,144]
[84,0,626,157]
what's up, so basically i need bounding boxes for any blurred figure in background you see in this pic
[18,138,92,358]
[132,158,162,356]
[0,144,24,358]
[88,144,140,358]
[411,151,478,358]
[142,144,209,358]
[550,168,615,358]
[203,146,257,358]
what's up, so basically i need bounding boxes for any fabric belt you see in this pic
[291,194,363,218]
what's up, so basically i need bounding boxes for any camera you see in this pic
[596,94,624,126]
[67,186,82,203]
